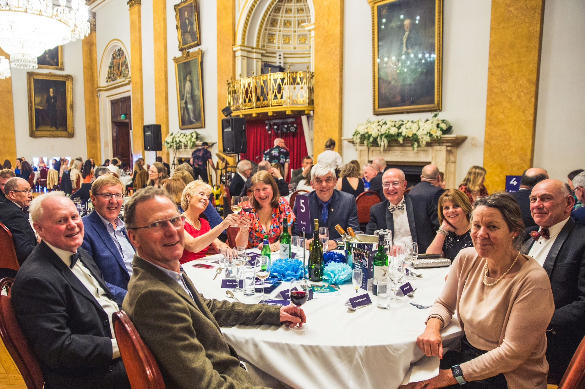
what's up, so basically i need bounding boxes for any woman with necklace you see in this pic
[180,180,243,263]
[403,193,554,389]
[426,189,473,261]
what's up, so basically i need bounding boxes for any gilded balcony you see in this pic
[227,71,314,117]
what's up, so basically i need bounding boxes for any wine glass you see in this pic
[388,256,405,307]
[352,268,363,294]
[319,227,329,252]
[256,256,271,301]
[240,196,252,213]
[231,196,242,214]
[404,242,418,279]
[290,279,310,307]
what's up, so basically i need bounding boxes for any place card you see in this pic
[399,282,414,296]
[261,299,290,306]
[221,279,238,288]
[347,293,372,310]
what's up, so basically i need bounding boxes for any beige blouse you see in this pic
[429,247,554,389]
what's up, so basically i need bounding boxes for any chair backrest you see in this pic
[559,335,585,389]
[0,278,45,389]
[290,189,309,210]
[0,223,20,272]
[113,311,166,389]
[356,191,382,224]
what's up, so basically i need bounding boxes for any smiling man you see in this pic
[82,175,135,305]
[123,187,305,388]
[11,192,130,389]
[522,179,585,383]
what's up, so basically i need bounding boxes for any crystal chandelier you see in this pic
[0,0,90,70]
[0,56,10,79]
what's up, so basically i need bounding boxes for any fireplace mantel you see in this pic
[346,135,467,189]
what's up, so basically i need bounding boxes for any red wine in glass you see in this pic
[290,290,308,306]
[242,206,253,213]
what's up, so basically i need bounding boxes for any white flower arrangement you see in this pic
[352,113,452,150]
[164,131,199,150]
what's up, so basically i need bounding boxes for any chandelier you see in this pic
[0,0,90,70]
[0,56,9,79]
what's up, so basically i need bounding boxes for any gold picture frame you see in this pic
[175,0,201,51]
[37,46,64,70]
[27,72,74,138]
[174,50,204,129]
[371,0,443,114]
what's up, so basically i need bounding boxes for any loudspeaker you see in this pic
[143,124,162,151]
[222,117,246,153]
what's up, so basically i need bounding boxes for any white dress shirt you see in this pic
[528,217,570,267]
[390,199,413,247]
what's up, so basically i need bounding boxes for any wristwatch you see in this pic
[451,365,466,385]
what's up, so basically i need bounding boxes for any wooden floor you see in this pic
[0,339,26,389]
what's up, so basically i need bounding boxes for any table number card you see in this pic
[294,194,311,234]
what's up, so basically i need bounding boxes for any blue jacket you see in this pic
[82,211,132,305]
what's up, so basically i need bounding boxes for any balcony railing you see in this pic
[227,71,314,117]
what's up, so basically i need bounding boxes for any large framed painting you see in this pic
[27,73,74,138]
[174,50,204,129]
[37,46,63,70]
[372,0,443,114]
[175,0,200,51]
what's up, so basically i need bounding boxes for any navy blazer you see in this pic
[12,242,130,389]
[0,200,37,264]
[522,218,585,380]
[293,189,359,239]
[511,189,536,228]
[407,181,443,251]
[366,196,418,245]
[82,211,132,304]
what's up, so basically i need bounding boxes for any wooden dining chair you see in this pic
[112,311,166,389]
[290,189,308,210]
[356,191,381,228]
[0,222,20,273]
[556,335,585,389]
[0,277,45,389]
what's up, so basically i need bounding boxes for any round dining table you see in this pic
[182,255,462,389]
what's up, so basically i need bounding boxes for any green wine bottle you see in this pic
[308,219,323,282]
[279,219,291,259]
[261,235,271,271]
[372,233,388,295]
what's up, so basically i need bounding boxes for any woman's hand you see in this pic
[222,213,250,229]
[416,320,444,358]
[398,369,457,388]
[440,220,455,233]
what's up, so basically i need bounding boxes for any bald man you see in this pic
[407,164,444,251]
[521,179,585,383]
[511,167,549,228]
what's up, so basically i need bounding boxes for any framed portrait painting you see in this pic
[27,73,74,138]
[372,0,443,114]
[175,0,200,51]
[37,46,63,70]
[174,50,204,129]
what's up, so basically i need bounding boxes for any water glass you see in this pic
[352,268,363,293]
[319,227,329,252]
[241,265,256,296]
[376,279,390,309]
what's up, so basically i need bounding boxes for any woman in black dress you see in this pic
[336,160,364,197]
[426,189,473,260]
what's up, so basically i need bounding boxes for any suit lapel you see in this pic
[78,249,117,301]
[384,201,394,233]
[405,196,417,243]
[542,218,575,276]
[89,211,128,274]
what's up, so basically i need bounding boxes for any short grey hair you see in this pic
[311,164,336,181]
[124,186,173,228]
[4,177,28,194]
[237,159,252,173]
[29,191,66,223]
[572,171,585,189]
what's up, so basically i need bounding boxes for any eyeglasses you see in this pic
[314,177,335,185]
[382,181,404,189]
[128,215,185,231]
[95,193,123,200]
[11,188,32,193]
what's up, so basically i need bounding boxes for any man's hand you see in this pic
[279,305,306,328]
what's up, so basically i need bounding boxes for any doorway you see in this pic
[110,96,132,169]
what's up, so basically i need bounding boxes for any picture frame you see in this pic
[27,72,74,138]
[37,46,64,70]
[175,0,201,51]
[371,0,443,114]
[174,50,204,129]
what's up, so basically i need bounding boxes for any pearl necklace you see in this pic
[482,251,521,287]
[183,214,201,230]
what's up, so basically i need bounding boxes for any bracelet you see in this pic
[425,314,444,327]
[437,228,448,236]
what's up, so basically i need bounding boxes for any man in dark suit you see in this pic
[511,167,548,228]
[0,168,16,203]
[123,187,305,388]
[0,177,37,264]
[293,164,359,246]
[407,164,444,251]
[368,157,386,199]
[11,192,130,389]
[229,159,252,197]
[521,179,585,383]
[290,155,313,190]
[570,171,585,225]
[82,175,134,305]
[366,168,419,247]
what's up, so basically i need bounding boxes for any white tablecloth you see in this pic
[183,257,462,389]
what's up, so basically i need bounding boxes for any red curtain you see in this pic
[241,116,308,175]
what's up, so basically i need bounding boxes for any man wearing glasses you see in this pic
[82,175,134,305]
[366,168,418,248]
[123,187,306,388]
[0,177,37,265]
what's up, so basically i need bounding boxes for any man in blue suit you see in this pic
[293,164,359,248]
[82,175,134,304]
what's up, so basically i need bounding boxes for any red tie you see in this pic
[530,228,550,240]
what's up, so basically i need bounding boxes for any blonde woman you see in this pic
[132,158,148,189]
[458,165,488,204]
[336,160,364,198]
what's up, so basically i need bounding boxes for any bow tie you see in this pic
[388,203,405,213]
[530,228,550,240]
[70,252,81,268]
